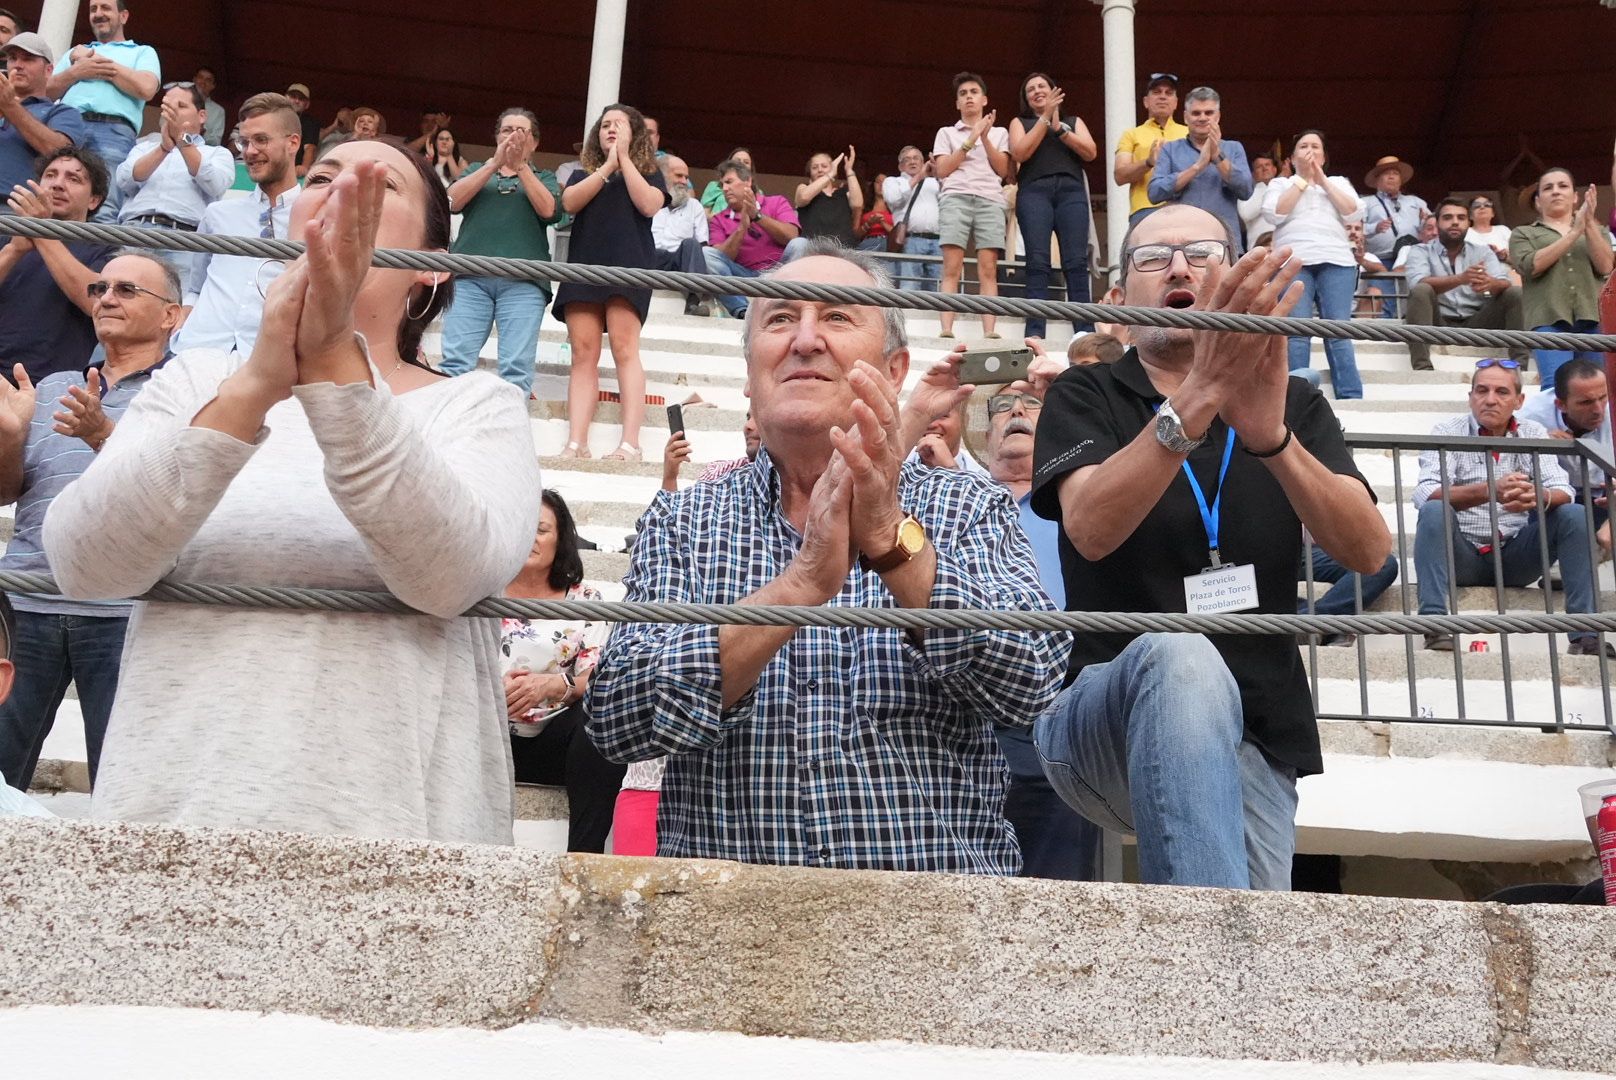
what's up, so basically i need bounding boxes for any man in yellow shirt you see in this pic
[1113,73,1188,225]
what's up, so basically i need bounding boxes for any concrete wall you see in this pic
[3,819,1614,1073]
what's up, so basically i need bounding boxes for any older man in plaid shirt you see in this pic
[588,240,1070,874]
[1413,358,1608,656]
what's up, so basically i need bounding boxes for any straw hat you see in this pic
[1364,156,1414,188]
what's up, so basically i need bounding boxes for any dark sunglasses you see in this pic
[1475,359,1520,370]
[87,280,176,303]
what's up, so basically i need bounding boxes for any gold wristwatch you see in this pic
[860,515,927,573]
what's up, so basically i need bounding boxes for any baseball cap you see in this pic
[286,83,311,98]
[4,32,55,64]
[1143,72,1179,93]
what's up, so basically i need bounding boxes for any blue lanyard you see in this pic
[1181,428,1238,567]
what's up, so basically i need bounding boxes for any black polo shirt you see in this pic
[1030,348,1370,776]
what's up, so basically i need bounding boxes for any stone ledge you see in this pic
[2,819,1612,1072]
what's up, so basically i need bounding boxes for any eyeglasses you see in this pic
[233,133,287,154]
[1124,240,1230,273]
[1470,200,1493,208]
[987,393,1043,414]
[1475,359,1521,370]
[87,280,177,303]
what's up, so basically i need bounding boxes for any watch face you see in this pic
[897,516,926,554]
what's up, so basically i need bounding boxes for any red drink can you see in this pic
[1601,795,1616,907]
[1468,640,1489,653]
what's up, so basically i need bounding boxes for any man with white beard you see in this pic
[651,153,710,315]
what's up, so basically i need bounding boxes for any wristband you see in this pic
[1242,426,1293,459]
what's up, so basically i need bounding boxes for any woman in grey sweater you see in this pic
[44,138,542,844]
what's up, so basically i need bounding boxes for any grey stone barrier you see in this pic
[1,818,1612,1071]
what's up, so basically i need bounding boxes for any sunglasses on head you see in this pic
[1475,359,1520,370]
[162,80,195,90]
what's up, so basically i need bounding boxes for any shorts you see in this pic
[939,193,1007,252]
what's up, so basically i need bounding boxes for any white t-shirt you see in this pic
[1467,225,1512,253]
[1261,176,1364,267]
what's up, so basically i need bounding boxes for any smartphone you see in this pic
[666,403,685,438]
[957,346,1032,387]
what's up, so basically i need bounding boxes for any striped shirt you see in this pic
[1411,413,1574,548]
[587,448,1071,874]
[3,360,166,617]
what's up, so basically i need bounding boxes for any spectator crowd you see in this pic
[0,2,1612,904]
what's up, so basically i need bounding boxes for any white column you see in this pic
[583,0,629,136]
[38,0,79,63]
[1095,0,1137,284]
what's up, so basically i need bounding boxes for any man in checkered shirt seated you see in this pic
[1412,358,1610,656]
[587,239,1071,874]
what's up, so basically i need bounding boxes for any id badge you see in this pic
[1183,563,1259,614]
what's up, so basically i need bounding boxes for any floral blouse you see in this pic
[500,583,606,722]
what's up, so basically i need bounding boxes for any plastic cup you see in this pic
[1578,778,1616,846]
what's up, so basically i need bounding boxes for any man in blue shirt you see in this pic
[978,346,1103,882]
[1147,87,1253,255]
[0,33,85,195]
[45,0,160,221]
[0,249,178,791]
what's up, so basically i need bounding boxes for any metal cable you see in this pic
[4,215,1615,352]
[1,572,1611,637]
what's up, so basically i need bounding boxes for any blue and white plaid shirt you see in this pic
[587,448,1072,875]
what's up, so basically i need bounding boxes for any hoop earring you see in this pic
[406,277,441,320]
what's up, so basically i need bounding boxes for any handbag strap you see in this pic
[898,176,928,228]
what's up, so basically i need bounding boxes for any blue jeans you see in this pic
[1016,174,1093,339]
[1415,500,1597,643]
[0,610,128,790]
[702,238,809,316]
[898,235,941,292]
[994,725,1102,881]
[1299,545,1401,616]
[438,276,548,395]
[1034,634,1300,890]
[1531,320,1601,394]
[1286,262,1362,399]
[82,119,137,223]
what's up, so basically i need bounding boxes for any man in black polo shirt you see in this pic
[1030,204,1391,891]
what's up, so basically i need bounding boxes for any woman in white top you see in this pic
[43,138,543,844]
[1262,129,1365,399]
[1466,195,1512,262]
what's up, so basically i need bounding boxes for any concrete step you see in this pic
[5,817,1613,1073]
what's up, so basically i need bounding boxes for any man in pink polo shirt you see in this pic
[702,158,807,317]
[932,71,1012,339]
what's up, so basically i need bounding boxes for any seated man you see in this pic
[0,146,116,383]
[1517,358,1613,532]
[701,158,806,318]
[588,240,1071,874]
[1030,204,1391,890]
[0,33,86,195]
[975,343,1101,882]
[1413,359,1607,656]
[650,154,710,315]
[0,250,180,791]
[1403,197,1529,372]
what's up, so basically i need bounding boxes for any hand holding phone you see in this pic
[666,403,685,437]
[956,346,1032,387]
